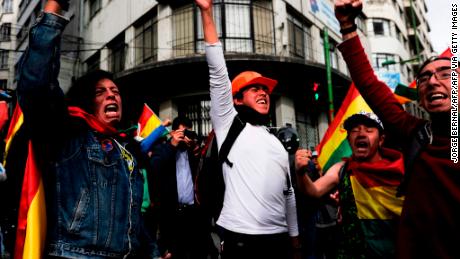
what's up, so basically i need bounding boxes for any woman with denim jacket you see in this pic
[15,1,150,258]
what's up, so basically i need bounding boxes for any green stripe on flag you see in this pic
[323,140,352,172]
[395,83,418,100]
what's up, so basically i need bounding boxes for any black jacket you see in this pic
[149,141,199,251]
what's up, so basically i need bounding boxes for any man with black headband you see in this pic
[195,0,299,258]
[334,0,460,258]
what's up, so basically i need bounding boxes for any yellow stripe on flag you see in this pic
[4,104,24,165]
[138,103,164,139]
[350,176,404,220]
[4,114,23,155]
[140,114,162,139]
[22,179,47,259]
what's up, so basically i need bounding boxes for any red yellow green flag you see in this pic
[317,83,372,171]
[137,103,166,138]
[14,140,47,259]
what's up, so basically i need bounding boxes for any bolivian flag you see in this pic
[4,103,46,259]
[137,103,167,138]
[317,83,372,171]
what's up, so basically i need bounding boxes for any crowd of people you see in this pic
[0,0,458,258]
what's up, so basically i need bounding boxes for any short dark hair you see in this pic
[172,116,192,130]
[66,69,114,113]
[416,56,452,78]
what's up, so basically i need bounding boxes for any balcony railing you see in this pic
[171,0,276,57]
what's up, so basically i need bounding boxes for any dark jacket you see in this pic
[16,13,145,258]
[149,141,199,252]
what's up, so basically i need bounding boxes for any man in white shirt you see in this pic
[195,0,300,258]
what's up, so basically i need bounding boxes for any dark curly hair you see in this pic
[66,69,115,113]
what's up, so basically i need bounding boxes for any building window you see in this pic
[287,14,304,58]
[0,23,11,41]
[224,1,251,52]
[372,53,397,72]
[89,0,102,19]
[2,0,12,13]
[0,50,8,70]
[135,9,158,65]
[395,25,403,43]
[253,0,275,54]
[195,0,275,55]
[18,0,32,19]
[108,34,126,73]
[356,15,366,34]
[86,51,100,72]
[172,4,195,57]
[370,18,392,36]
[320,35,339,70]
[287,12,312,60]
[178,98,212,138]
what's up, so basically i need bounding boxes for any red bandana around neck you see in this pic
[68,106,117,136]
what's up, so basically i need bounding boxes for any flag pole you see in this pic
[323,27,335,122]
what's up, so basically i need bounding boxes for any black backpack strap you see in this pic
[283,169,293,195]
[396,122,432,197]
[218,115,246,167]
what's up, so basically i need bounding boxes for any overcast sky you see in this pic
[425,0,452,54]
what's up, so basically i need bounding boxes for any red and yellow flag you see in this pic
[14,141,46,259]
[3,103,46,259]
[137,103,166,138]
[4,103,23,164]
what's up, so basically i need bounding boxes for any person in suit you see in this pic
[149,116,209,259]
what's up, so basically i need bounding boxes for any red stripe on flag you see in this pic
[317,84,359,152]
[138,104,154,132]
[5,104,23,146]
[14,141,43,259]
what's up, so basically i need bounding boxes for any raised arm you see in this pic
[16,0,69,139]
[196,0,237,142]
[334,0,422,136]
[196,0,218,44]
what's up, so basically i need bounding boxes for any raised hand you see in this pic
[334,0,362,28]
[295,149,311,173]
[195,0,218,44]
[195,0,213,11]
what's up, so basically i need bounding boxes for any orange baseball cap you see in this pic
[231,71,278,96]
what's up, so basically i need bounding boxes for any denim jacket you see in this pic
[16,12,144,258]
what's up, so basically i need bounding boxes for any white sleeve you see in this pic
[205,42,237,146]
[286,185,299,237]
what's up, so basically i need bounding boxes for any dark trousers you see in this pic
[221,228,290,259]
[164,204,209,259]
